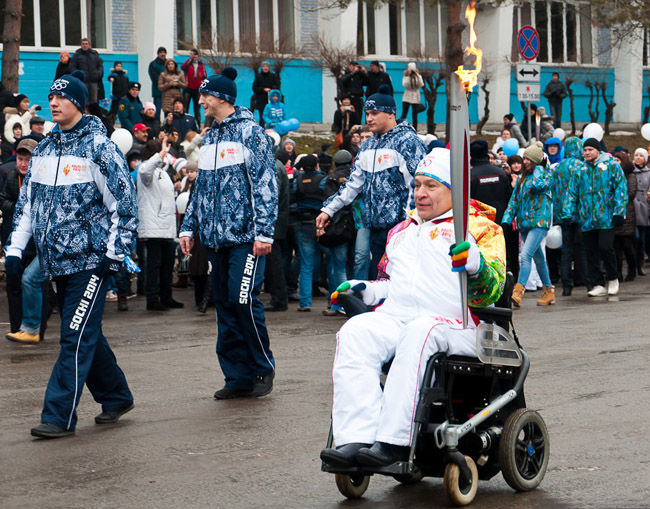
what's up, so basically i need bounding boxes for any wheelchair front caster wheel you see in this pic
[335,473,370,499]
[444,455,478,506]
[500,408,550,491]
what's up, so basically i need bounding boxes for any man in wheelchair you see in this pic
[320,147,506,469]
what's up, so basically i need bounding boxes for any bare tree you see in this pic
[475,60,493,135]
[2,0,23,92]
[598,80,616,135]
[198,31,237,74]
[267,33,303,89]
[307,35,357,107]
[584,79,599,123]
[409,49,445,135]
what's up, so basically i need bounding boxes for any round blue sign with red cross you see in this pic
[518,26,539,61]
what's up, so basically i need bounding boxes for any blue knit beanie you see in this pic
[49,70,88,112]
[364,84,396,115]
[199,67,237,104]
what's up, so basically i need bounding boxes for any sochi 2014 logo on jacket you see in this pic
[51,79,69,91]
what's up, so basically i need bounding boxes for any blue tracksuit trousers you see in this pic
[208,244,275,391]
[42,270,133,431]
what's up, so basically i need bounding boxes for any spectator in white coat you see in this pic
[401,62,424,129]
[137,137,185,311]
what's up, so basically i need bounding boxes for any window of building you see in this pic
[513,1,593,65]
[357,2,375,56]
[377,0,445,59]
[0,0,109,49]
[176,0,296,53]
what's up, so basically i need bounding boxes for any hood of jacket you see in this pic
[214,105,257,128]
[365,119,417,148]
[563,137,583,160]
[544,136,564,165]
[268,89,282,103]
[45,114,105,149]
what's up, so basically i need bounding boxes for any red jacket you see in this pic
[181,58,207,90]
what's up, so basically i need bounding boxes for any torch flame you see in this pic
[455,0,482,92]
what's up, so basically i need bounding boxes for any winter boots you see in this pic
[537,285,556,306]
[511,283,525,308]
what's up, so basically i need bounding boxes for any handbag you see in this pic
[334,130,343,148]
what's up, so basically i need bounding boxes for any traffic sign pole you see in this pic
[517,26,540,144]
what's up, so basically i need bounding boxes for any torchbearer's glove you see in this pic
[331,279,387,307]
[4,255,22,278]
[449,241,481,274]
[94,255,122,279]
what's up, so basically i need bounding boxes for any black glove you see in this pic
[500,222,511,232]
[94,255,122,278]
[612,215,624,227]
[5,255,22,278]
[561,218,572,228]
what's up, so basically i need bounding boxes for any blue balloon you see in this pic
[288,118,300,131]
[274,123,289,136]
[502,138,520,157]
[279,120,292,132]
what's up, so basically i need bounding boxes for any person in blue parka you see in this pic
[180,67,278,400]
[5,70,138,438]
[262,89,286,128]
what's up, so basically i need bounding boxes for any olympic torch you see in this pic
[451,0,482,329]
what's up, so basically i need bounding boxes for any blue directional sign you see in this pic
[518,26,539,61]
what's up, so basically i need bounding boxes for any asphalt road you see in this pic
[1,281,650,508]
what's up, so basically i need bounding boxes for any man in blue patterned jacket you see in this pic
[180,68,278,400]
[5,70,138,438]
[316,84,426,279]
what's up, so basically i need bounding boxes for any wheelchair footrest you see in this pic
[322,461,418,477]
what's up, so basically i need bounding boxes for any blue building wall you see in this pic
[172,58,324,124]
[509,67,616,125]
[1,51,624,128]
[1,51,139,120]
[642,70,650,123]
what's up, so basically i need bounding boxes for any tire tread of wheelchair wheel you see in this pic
[334,473,370,499]
[443,455,479,507]
[499,407,550,492]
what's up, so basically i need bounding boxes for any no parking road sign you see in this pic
[518,26,539,61]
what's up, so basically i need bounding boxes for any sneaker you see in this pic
[31,422,74,439]
[95,402,134,424]
[105,290,118,302]
[607,279,619,295]
[587,285,607,297]
[213,386,254,400]
[297,306,311,312]
[6,330,40,343]
[250,371,275,397]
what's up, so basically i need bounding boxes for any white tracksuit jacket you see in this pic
[332,201,506,446]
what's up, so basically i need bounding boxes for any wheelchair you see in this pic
[321,276,549,506]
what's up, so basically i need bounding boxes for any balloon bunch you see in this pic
[274,118,300,136]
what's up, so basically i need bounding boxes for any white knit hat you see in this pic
[635,148,648,162]
[414,148,451,188]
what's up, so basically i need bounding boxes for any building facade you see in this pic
[1,0,647,129]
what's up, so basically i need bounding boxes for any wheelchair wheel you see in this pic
[500,408,550,491]
[443,455,478,506]
[334,473,370,499]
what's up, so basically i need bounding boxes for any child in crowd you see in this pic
[263,89,286,128]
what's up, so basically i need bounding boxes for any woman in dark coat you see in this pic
[613,152,637,281]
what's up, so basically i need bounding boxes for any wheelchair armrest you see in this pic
[470,306,512,324]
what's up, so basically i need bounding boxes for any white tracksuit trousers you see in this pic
[332,311,477,447]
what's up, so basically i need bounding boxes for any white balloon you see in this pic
[517,148,526,157]
[176,192,190,215]
[552,128,566,141]
[266,129,281,147]
[641,123,650,141]
[545,225,563,249]
[582,123,604,142]
[110,128,133,155]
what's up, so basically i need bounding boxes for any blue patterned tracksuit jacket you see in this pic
[562,152,627,231]
[6,115,138,278]
[502,164,553,231]
[322,120,426,230]
[180,106,278,248]
[551,137,584,224]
